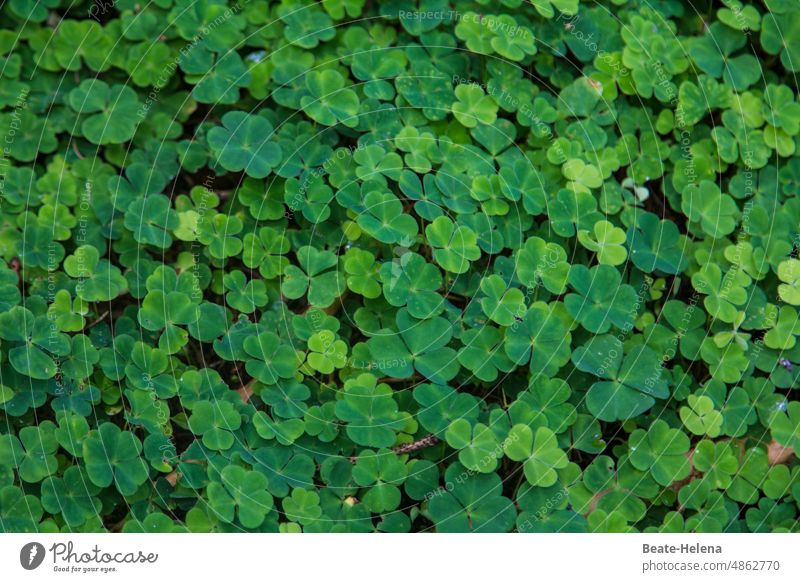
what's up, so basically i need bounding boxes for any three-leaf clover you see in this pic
[572,335,669,421]
[208,112,282,178]
[628,420,691,486]
[83,423,149,496]
[334,374,405,448]
[207,465,274,529]
[367,309,459,383]
[504,425,568,487]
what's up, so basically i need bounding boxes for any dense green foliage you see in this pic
[0,0,799,533]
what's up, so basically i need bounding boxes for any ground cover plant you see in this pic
[0,0,799,533]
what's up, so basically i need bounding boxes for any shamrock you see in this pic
[83,423,149,496]
[490,16,536,61]
[253,413,306,446]
[689,22,761,90]
[452,83,498,127]
[627,212,688,274]
[514,237,570,294]
[0,421,58,483]
[458,326,515,382]
[41,467,101,528]
[562,159,603,193]
[700,338,750,384]
[761,8,800,72]
[251,446,316,497]
[124,341,176,397]
[379,251,444,319]
[14,225,63,269]
[334,374,405,448]
[413,383,479,437]
[0,306,69,380]
[224,271,268,314]
[504,425,568,487]
[281,488,322,527]
[0,485,42,532]
[777,259,800,305]
[692,440,738,490]
[207,466,274,529]
[53,20,113,71]
[354,145,402,184]
[691,263,750,323]
[681,181,739,238]
[577,220,628,266]
[139,289,201,353]
[124,194,180,249]
[260,380,310,420]
[728,447,769,504]
[628,420,691,486]
[344,248,381,299]
[188,400,242,451]
[357,191,418,244]
[243,332,299,386]
[769,402,800,453]
[301,70,360,128]
[352,450,408,513]
[367,309,459,383]
[454,12,497,55]
[279,6,335,48]
[396,70,454,121]
[187,52,251,104]
[529,0,579,19]
[5,0,800,536]
[64,246,127,302]
[208,112,282,178]
[281,246,344,308]
[572,335,669,422]
[427,462,516,533]
[515,377,576,433]
[564,264,638,333]
[8,0,59,22]
[305,330,348,373]
[68,80,141,144]
[197,214,244,260]
[242,227,290,280]
[445,420,501,474]
[479,275,525,326]
[548,189,604,237]
[425,217,481,274]
[680,395,723,437]
[504,302,572,377]
[764,307,800,350]
[284,176,334,223]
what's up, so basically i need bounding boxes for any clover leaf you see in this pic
[629,420,691,486]
[334,373,404,448]
[353,450,408,513]
[367,309,459,383]
[452,83,498,128]
[83,423,149,496]
[445,420,501,474]
[573,335,669,421]
[207,465,273,529]
[282,246,344,308]
[68,80,141,144]
[564,265,638,333]
[301,70,360,128]
[427,462,516,533]
[504,425,568,487]
[188,400,242,451]
[425,217,481,274]
[208,112,282,178]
